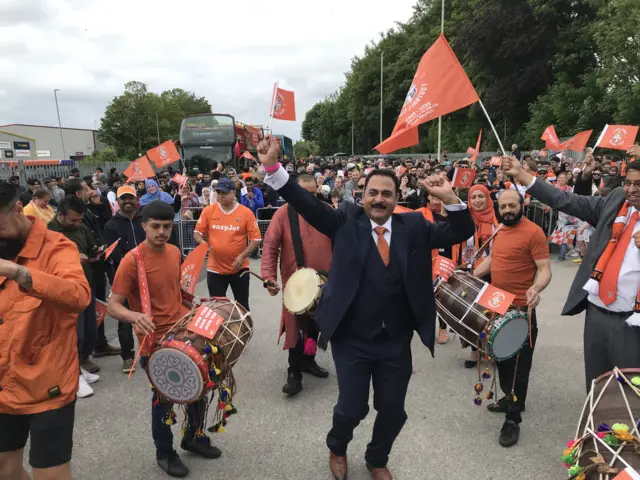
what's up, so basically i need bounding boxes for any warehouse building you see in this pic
[0,124,107,161]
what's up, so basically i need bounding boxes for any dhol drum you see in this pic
[562,368,640,479]
[434,270,529,361]
[146,298,253,404]
[283,267,327,316]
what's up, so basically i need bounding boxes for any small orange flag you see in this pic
[147,140,181,168]
[102,239,120,260]
[452,168,476,188]
[123,156,155,182]
[595,124,639,151]
[468,129,482,162]
[558,130,593,152]
[180,243,208,295]
[475,283,516,316]
[612,467,640,480]
[375,34,480,154]
[271,85,296,121]
[96,299,108,327]
[541,125,561,149]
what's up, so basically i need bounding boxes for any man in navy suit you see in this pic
[258,136,475,480]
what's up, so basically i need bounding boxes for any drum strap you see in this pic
[131,246,153,317]
[288,204,305,268]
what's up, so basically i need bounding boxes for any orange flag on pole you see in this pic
[558,130,593,152]
[96,299,108,327]
[541,125,561,149]
[180,243,208,295]
[102,239,120,260]
[375,34,480,154]
[468,129,482,162]
[147,140,181,168]
[594,124,639,151]
[271,85,296,121]
[613,467,640,480]
[123,156,155,182]
[475,283,516,316]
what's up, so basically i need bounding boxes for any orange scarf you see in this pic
[584,201,640,320]
[468,185,496,244]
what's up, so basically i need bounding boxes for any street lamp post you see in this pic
[54,89,67,159]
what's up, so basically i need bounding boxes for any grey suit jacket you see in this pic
[528,179,628,315]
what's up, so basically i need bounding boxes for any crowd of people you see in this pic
[0,138,638,479]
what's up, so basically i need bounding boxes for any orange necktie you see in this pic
[599,211,638,305]
[375,226,390,266]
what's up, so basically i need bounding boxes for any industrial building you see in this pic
[0,124,107,161]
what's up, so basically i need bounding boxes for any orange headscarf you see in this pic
[468,184,496,244]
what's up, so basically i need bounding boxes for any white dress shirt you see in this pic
[525,176,640,312]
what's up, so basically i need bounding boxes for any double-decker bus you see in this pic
[178,113,237,172]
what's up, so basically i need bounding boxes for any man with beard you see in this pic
[502,152,640,390]
[108,201,221,478]
[104,185,143,374]
[48,196,103,398]
[257,135,474,480]
[0,181,91,480]
[473,189,551,448]
[261,174,332,396]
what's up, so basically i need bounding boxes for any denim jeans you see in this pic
[558,243,568,260]
[140,358,208,457]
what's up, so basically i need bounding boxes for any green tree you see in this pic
[294,140,320,158]
[100,81,211,158]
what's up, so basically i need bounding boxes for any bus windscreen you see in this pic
[180,114,235,146]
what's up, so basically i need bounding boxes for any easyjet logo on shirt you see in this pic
[211,224,240,232]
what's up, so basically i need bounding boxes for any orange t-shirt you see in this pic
[195,202,262,275]
[490,217,549,306]
[111,242,188,355]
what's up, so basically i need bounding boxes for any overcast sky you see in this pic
[0,0,416,141]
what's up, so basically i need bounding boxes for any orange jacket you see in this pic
[0,217,91,414]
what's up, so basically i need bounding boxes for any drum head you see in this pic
[148,346,204,403]
[283,268,321,314]
[489,312,529,361]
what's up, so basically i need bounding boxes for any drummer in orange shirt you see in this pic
[108,201,221,478]
[194,177,262,310]
[473,189,551,448]
[0,181,91,480]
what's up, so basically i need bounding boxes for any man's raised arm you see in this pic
[502,156,603,228]
[258,136,344,238]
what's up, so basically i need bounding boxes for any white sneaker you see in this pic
[77,374,94,398]
[81,368,100,384]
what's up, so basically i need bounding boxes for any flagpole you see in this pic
[478,99,506,155]
[268,81,278,134]
[380,52,384,144]
[436,0,445,161]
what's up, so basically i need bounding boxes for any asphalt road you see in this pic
[35,259,586,479]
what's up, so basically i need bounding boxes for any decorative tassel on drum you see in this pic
[303,337,318,356]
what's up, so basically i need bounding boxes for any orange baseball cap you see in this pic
[116,185,137,198]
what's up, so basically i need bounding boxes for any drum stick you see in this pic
[462,224,503,271]
[240,270,277,288]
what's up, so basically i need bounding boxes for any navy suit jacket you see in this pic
[275,176,475,354]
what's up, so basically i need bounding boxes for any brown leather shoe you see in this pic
[329,452,348,480]
[367,463,393,480]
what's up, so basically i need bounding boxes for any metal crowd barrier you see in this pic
[178,207,205,256]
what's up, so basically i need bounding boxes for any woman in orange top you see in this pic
[22,189,55,224]
[451,184,499,368]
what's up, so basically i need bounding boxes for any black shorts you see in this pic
[0,401,75,469]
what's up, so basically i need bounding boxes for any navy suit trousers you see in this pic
[326,330,412,468]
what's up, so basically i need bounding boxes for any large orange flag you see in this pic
[594,124,639,151]
[123,156,155,182]
[147,140,181,168]
[558,130,593,152]
[541,125,561,149]
[375,34,480,154]
[272,85,296,121]
[180,243,208,295]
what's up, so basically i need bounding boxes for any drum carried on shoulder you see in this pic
[562,368,640,479]
[434,270,529,362]
[283,267,327,317]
